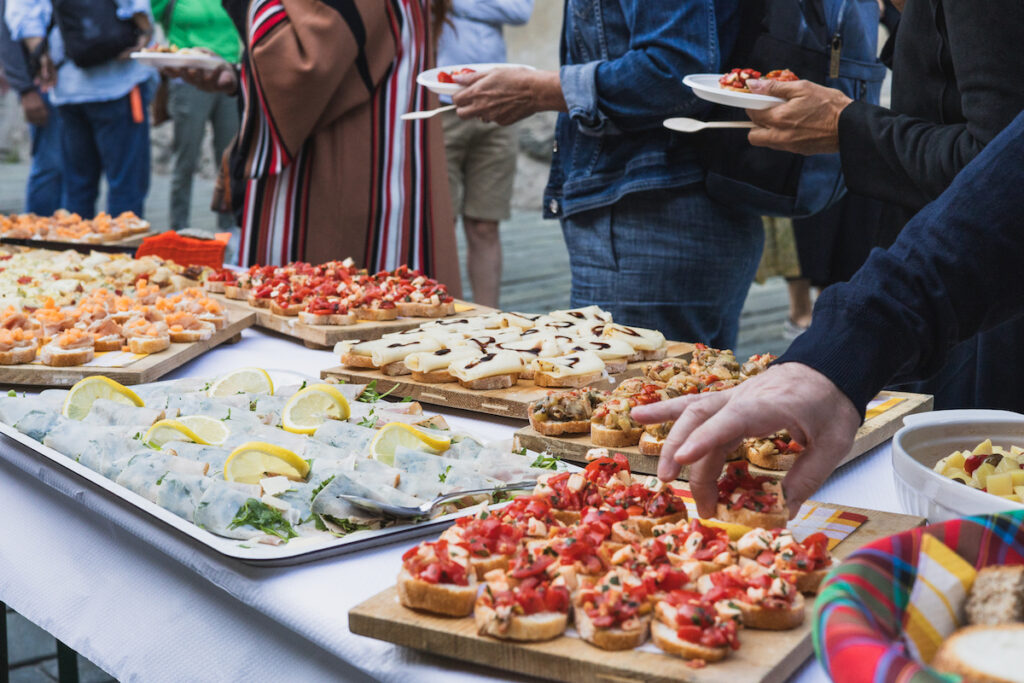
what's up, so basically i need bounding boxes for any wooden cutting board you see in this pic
[320,342,696,419]
[349,501,925,683]
[513,390,933,479]
[211,294,497,348]
[0,304,255,387]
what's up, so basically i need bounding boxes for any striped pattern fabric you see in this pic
[673,489,866,548]
[366,0,435,274]
[903,534,977,664]
[813,510,1024,683]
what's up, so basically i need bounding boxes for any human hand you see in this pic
[630,362,861,519]
[161,64,238,95]
[20,90,48,127]
[452,68,565,125]
[744,79,852,155]
[119,12,154,60]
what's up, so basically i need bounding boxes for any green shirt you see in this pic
[152,0,242,62]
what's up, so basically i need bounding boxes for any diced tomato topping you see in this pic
[401,540,469,586]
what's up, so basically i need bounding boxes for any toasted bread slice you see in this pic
[591,423,643,448]
[93,336,124,352]
[40,344,93,367]
[528,412,590,436]
[715,502,788,530]
[475,604,567,642]
[247,294,271,309]
[641,347,668,361]
[0,345,37,365]
[789,566,830,595]
[269,301,302,317]
[534,369,604,389]
[204,280,226,294]
[396,568,477,617]
[650,619,728,662]
[381,361,411,377]
[128,335,171,355]
[222,285,248,300]
[738,592,805,630]
[746,444,799,471]
[573,605,650,650]
[457,373,519,390]
[356,307,398,321]
[638,431,664,456]
[932,624,1024,683]
[298,311,331,325]
[341,353,377,369]
[411,369,456,384]
[396,301,456,318]
[169,324,215,344]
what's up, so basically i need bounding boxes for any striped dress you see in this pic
[232,0,461,294]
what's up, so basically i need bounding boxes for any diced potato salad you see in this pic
[934,439,1024,503]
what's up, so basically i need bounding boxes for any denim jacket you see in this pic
[544,0,741,219]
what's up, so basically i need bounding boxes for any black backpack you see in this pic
[52,0,140,68]
[697,0,887,218]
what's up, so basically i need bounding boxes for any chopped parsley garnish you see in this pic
[132,432,143,441]
[229,498,298,540]
[310,474,336,501]
[222,409,231,421]
[491,489,514,504]
[299,380,307,391]
[357,408,378,428]
[316,514,370,536]
[357,380,399,403]
[248,400,258,411]
[513,446,528,456]
[400,396,414,403]
[201,381,212,392]
[156,471,169,485]
[542,546,558,557]
[609,575,620,586]
[438,465,452,483]
[6,389,15,397]
[530,453,560,470]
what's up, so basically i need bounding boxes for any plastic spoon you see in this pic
[400,105,457,121]
[663,117,756,133]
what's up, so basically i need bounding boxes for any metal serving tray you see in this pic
[0,421,542,568]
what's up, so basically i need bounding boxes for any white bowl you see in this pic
[891,409,1024,522]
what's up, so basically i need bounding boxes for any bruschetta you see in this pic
[651,591,740,662]
[573,569,653,650]
[397,540,478,617]
[528,387,610,436]
[475,573,570,642]
[716,461,788,529]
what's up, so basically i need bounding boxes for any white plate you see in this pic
[891,409,1024,523]
[417,63,536,96]
[683,73,785,111]
[131,51,227,71]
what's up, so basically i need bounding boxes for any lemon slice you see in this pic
[145,419,206,447]
[224,442,309,484]
[207,368,274,397]
[369,422,452,466]
[62,376,144,420]
[177,415,229,446]
[281,384,351,434]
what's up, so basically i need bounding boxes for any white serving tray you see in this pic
[0,420,545,567]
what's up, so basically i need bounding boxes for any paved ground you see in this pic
[0,156,794,682]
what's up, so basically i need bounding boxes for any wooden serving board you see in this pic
[0,305,255,387]
[349,500,925,683]
[514,390,933,479]
[320,342,696,419]
[211,294,497,347]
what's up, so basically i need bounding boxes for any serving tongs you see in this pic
[337,480,538,519]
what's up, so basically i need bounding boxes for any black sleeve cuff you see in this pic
[838,100,883,200]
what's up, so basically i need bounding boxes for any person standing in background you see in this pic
[437,0,531,309]
[451,2,762,348]
[5,0,158,219]
[151,0,240,233]
[0,0,64,215]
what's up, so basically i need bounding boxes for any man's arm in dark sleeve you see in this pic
[780,109,1024,415]
[0,0,36,95]
[837,0,1024,211]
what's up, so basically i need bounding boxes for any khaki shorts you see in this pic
[443,112,518,222]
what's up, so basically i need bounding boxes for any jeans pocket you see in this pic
[561,205,618,272]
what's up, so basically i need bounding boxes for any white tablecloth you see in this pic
[0,328,904,682]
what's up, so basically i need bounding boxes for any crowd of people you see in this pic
[2,0,1024,510]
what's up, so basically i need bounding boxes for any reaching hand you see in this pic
[630,362,861,519]
[744,79,852,155]
[451,68,565,126]
[20,90,48,127]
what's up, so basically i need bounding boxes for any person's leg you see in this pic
[168,81,214,229]
[91,91,151,217]
[562,186,763,348]
[57,103,102,218]
[461,217,502,308]
[25,96,65,214]
[787,278,813,327]
[209,91,241,231]
[458,121,516,309]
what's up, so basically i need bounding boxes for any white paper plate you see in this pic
[131,51,227,71]
[683,73,785,111]
[417,63,536,96]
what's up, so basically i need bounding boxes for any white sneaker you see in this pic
[782,318,809,341]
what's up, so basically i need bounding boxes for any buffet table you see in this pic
[0,328,904,683]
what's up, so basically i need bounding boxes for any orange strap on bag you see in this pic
[130,85,144,124]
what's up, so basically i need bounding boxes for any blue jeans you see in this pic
[57,90,151,218]
[559,186,763,349]
[26,95,65,215]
